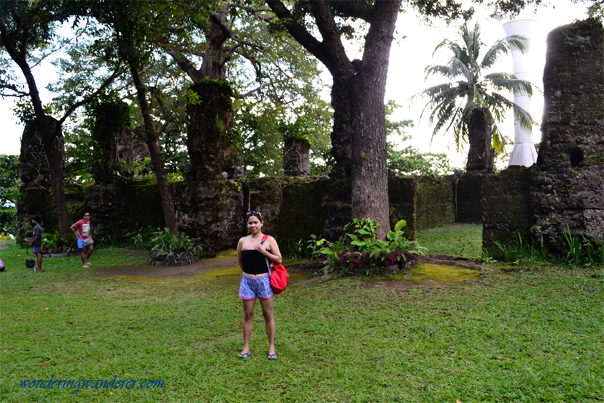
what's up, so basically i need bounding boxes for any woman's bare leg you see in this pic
[240,299,256,356]
[259,297,275,356]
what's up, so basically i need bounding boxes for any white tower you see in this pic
[502,18,538,167]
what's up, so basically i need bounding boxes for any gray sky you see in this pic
[0,2,591,161]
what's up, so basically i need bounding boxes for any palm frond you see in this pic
[450,57,471,81]
[484,73,535,96]
[413,21,537,153]
[467,23,483,68]
[432,39,462,60]
[491,125,508,154]
[410,82,455,104]
[430,101,457,134]
[485,92,534,131]
[480,35,527,70]
[424,64,454,80]
[506,35,529,53]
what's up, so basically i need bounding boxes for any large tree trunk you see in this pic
[348,0,400,240]
[43,121,71,239]
[0,7,70,238]
[265,0,400,239]
[130,65,179,237]
[467,108,495,172]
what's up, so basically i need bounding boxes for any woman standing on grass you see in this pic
[236,211,282,360]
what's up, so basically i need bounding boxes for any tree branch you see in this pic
[57,60,124,125]
[233,85,264,99]
[264,0,330,66]
[329,0,375,22]
[0,83,29,96]
[228,3,276,22]
[210,11,237,41]
[166,47,203,83]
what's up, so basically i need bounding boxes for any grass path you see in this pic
[0,227,603,402]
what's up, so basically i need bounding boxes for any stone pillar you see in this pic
[185,81,243,181]
[531,19,604,250]
[16,117,64,239]
[283,137,311,176]
[91,100,130,182]
[18,117,64,190]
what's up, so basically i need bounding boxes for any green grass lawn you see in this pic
[418,223,484,259]
[1,227,603,402]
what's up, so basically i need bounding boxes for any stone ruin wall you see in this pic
[18,175,460,252]
[483,18,604,254]
[531,18,604,249]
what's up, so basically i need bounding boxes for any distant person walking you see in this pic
[71,212,94,268]
[236,211,282,360]
[28,215,42,272]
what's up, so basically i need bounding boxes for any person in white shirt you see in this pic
[71,212,94,268]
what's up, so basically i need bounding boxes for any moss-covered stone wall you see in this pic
[18,174,458,250]
[416,176,455,230]
[481,167,532,256]
[247,177,327,245]
[174,180,244,251]
[456,172,489,223]
[388,177,416,240]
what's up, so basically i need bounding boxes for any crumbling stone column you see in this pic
[185,81,243,181]
[17,117,65,239]
[18,117,64,190]
[283,138,311,176]
[531,18,604,250]
[91,100,131,182]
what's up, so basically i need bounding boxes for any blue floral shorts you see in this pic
[239,274,273,300]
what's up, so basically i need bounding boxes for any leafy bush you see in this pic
[285,234,320,260]
[315,218,425,275]
[148,228,202,265]
[40,230,78,254]
[0,155,19,235]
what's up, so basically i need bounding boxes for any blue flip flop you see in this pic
[267,353,278,360]
[238,352,252,359]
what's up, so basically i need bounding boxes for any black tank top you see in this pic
[242,250,270,275]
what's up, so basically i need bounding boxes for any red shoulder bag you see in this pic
[261,235,289,295]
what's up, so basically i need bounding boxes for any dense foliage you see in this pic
[385,101,454,176]
[148,227,203,265]
[315,218,426,275]
[0,154,19,235]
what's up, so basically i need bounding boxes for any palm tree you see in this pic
[414,22,535,172]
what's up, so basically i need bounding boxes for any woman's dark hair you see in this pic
[33,215,41,223]
[246,211,263,222]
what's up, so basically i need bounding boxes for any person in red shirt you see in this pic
[71,212,94,268]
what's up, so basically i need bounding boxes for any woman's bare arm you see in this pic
[237,238,244,269]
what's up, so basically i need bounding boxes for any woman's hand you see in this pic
[256,241,267,254]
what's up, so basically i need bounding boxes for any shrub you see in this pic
[148,228,202,265]
[315,218,425,275]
